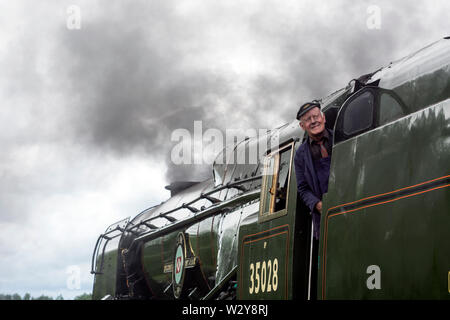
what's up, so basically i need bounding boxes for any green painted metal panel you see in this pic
[319,100,450,299]
[237,141,298,300]
[92,249,118,300]
[238,224,291,299]
[196,216,217,285]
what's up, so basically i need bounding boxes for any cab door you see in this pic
[237,140,299,299]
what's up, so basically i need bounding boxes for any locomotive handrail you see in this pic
[129,187,261,250]
[90,235,104,275]
[201,266,237,300]
[127,174,263,233]
[91,227,124,275]
[90,217,130,275]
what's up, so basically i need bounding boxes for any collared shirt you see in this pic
[308,129,332,160]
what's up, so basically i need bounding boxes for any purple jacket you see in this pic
[294,129,333,239]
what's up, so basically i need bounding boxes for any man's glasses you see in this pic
[301,113,322,124]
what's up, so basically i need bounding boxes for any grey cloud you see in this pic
[32,0,450,185]
[246,0,449,122]
[1,0,449,299]
[53,2,238,183]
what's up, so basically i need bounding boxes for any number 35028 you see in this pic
[249,258,279,294]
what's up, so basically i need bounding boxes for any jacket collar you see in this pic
[306,128,332,146]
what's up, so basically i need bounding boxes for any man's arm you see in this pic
[294,148,321,213]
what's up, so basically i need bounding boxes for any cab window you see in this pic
[259,143,294,221]
[343,91,375,136]
[334,87,407,144]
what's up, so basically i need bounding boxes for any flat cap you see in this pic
[296,101,321,120]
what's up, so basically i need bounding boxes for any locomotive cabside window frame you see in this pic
[259,141,295,223]
[334,88,376,144]
[334,86,408,145]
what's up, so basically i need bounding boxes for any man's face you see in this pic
[299,107,326,137]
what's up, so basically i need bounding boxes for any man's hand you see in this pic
[315,201,322,213]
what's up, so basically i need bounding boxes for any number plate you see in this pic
[239,224,290,299]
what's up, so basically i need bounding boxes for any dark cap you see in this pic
[296,101,321,120]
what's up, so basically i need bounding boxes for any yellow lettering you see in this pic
[248,258,279,295]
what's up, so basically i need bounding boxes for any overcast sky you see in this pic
[0,0,449,299]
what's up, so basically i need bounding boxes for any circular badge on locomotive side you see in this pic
[174,242,184,284]
[172,232,186,299]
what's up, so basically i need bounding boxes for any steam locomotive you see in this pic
[91,37,450,300]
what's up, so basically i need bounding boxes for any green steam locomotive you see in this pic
[91,37,450,300]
